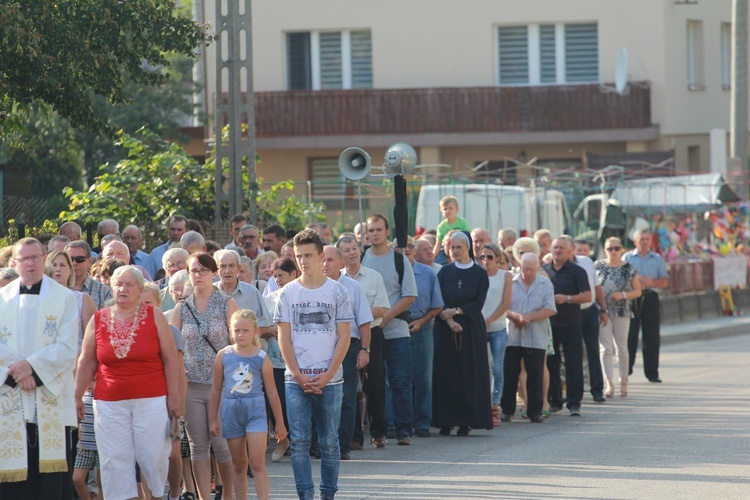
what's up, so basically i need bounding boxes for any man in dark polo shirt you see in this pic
[542,237,591,416]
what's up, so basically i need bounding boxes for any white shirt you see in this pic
[343,264,390,328]
[574,255,597,310]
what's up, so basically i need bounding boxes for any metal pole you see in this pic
[730,0,749,199]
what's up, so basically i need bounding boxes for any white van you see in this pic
[414,183,571,239]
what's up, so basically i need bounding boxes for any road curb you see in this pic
[661,324,750,345]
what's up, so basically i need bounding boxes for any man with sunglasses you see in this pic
[624,230,668,383]
[65,240,112,310]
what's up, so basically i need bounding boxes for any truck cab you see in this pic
[572,193,627,258]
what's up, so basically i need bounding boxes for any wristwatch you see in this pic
[566,295,571,304]
[360,347,370,353]
[599,309,608,315]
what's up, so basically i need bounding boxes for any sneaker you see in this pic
[340,451,351,460]
[548,405,563,413]
[439,426,452,436]
[569,407,582,417]
[370,436,386,448]
[529,415,544,424]
[271,437,290,462]
[500,413,512,423]
[414,429,431,438]
[593,393,606,403]
[397,435,411,445]
[180,492,196,500]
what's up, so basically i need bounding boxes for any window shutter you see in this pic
[498,26,529,84]
[311,160,346,200]
[539,24,556,83]
[287,32,311,90]
[319,32,343,89]
[564,23,598,82]
[351,30,373,88]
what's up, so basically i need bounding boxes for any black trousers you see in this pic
[0,423,75,500]
[363,326,387,439]
[628,290,661,380]
[581,306,604,396]
[500,347,546,418]
[547,322,584,409]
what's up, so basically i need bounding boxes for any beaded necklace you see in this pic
[109,304,141,359]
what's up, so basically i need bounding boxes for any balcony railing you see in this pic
[253,82,652,137]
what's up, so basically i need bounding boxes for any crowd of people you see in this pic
[0,195,669,500]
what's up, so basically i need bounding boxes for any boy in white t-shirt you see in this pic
[275,229,352,500]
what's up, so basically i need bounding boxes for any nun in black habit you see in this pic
[432,230,493,435]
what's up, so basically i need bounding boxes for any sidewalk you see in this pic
[661,314,750,344]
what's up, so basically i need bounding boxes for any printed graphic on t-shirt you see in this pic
[230,361,254,394]
[275,279,353,384]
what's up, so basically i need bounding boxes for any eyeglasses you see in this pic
[405,244,416,249]
[606,246,622,252]
[479,254,495,261]
[70,256,88,264]
[241,235,256,240]
[189,268,210,276]
[15,254,44,264]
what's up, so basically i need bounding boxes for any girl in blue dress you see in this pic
[209,309,287,500]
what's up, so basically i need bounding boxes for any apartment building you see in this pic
[187,0,735,226]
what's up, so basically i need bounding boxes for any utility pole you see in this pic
[731,0,749,199]
[214,0,257,221]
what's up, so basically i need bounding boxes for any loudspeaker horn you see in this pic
[384,143,417,175]
[338,147,372,180]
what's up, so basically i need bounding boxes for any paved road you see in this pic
[259,333,750,499]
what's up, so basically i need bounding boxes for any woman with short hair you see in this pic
[254,251,278,283]
[74,266,181,500]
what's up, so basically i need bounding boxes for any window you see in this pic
[309,159,360,209]
[721,22,731,90]
[687,20,705,89]
[497,23,598,85]
[287,30,372,90]
[687,145,701,172]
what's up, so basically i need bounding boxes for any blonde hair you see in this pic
[46,250,75,287]
[439,195,459,208]
[230,309,261,347]
[141,282,162,306]
[605,236,623,248]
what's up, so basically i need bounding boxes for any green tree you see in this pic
[75,55,201,185]
[0,0,205,133]
[6,107,84,203]
[61,128,214,224]
[61,128,326,229]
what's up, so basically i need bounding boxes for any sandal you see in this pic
[492,408,500,427]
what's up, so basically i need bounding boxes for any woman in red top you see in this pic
[75,265,181,500]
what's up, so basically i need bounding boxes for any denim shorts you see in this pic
[221,397,268,438]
